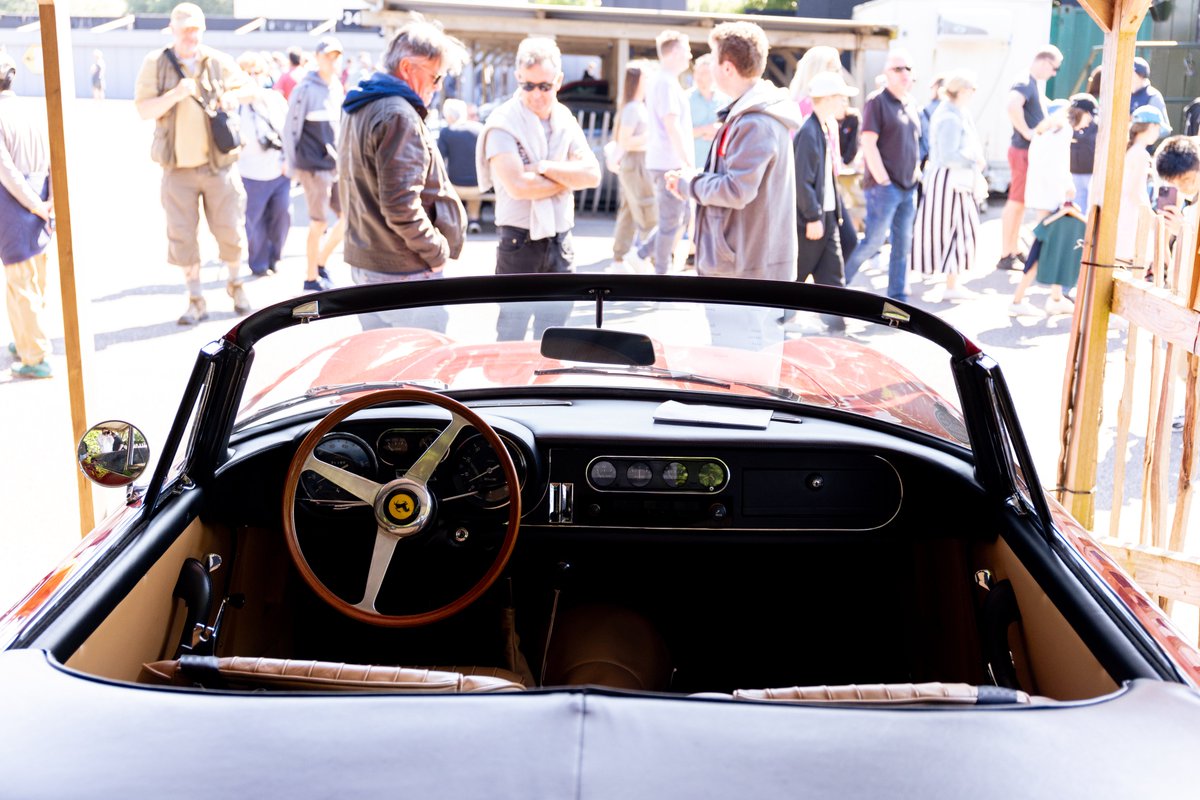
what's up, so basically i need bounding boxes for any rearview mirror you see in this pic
[77,421,150,488]
[540,327,656,366]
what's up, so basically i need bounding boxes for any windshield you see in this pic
[238,294,968,447]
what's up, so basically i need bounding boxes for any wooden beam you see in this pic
[1111,272,1200,356]
[1098,536,1200,606]
[36,0,100,535]
[1076,0,1115,31]
[1060,0,1148,529]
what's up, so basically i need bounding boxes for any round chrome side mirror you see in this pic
[77,421,150,488]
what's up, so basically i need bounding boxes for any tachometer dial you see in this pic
[589,459,617,488]
[300,433,377,504]
[449,434,526,508]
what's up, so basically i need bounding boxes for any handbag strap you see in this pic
[163,47,214,116]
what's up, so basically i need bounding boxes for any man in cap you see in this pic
[0,50,54,378]
[339,19,469,332]
[794,71,857,332]
[284,35,346,292]
[134,2,253,325]
[1131,57,1168,118]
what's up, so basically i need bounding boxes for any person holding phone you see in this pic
[1116,106,1168,267]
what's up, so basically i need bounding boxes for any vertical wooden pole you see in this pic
[1060,0,1151,529]
[1168,234,1200,552]
[37,0,99,536]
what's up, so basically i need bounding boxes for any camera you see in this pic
[260,131,283,151]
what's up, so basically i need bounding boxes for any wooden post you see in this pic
[37,0,99,536]
[1059,0,1152,529]
[1168,232,1200,551]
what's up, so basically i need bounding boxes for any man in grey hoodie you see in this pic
[668,21,799,348]
[284,35,345,292]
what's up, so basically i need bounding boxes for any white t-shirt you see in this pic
[484,117,590,231]
[645,70,693,171]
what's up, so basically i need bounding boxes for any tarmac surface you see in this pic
[0,97,1178,616]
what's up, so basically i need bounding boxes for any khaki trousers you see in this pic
[161,164,245,267]
[4,252,51,365]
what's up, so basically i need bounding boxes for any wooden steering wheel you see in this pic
[282,389,521,627]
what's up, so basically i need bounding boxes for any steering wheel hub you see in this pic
[376,479,431,536]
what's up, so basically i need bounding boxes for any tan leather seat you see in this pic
[729,682,1032,705]
[141,657,526,693]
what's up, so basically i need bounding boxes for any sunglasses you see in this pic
[889,66,913,73]
[520,81,555,93]
[408,61,445,87]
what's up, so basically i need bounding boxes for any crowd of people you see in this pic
[3,2,1200,377]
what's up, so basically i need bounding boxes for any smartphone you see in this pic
[1156,185,1179,210]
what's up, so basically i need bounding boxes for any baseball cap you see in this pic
[808,71,859,99]
[315,36,344,57]
[170,3,205,29]
[1131,104,1171,132]
[1046,97,1070,116]
[1069,93,1098,116]
[1133,57,1150,78]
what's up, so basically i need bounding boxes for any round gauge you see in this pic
[662,461,689,488]
[449,434,526,508]
[300,433,377,503]
[697,462,726,491]
[589,459,617,488]
[376,428,439,466]
[626,462,653,488]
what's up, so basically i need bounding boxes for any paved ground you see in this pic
[0,98,1171,614]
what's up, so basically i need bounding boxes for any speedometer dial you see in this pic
[300,433,377,504]
[449,434,526,508]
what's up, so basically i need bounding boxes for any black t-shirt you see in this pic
[437,121,483,187]
[860,87,920,190]
[1070,121,1097,175]
[1010,75,1044,150]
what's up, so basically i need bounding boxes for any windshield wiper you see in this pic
[533,365,799,402]
[234,379,448,431]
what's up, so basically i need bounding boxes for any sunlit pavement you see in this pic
[0,99,1114,611]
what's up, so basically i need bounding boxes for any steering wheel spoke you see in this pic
[303,454,383,505]
[352,529,401,614]
[406,416,469,484]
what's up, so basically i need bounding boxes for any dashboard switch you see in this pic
[709,503,728,521]
[549,482,574,524]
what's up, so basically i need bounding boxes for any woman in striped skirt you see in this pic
[911,72,984,301]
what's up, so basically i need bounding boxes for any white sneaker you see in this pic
[625,252,653,274]
[1044,298,1075,316]
[940,285,976,301]
[1008,300,1042,317]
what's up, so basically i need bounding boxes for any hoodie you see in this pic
[283,68,344,172]
[678,80,801,281]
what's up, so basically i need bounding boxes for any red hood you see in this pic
[243,329,965,443]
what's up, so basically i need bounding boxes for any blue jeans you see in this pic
[350,266,448,332]
[242,175,291,274]
[843,182,917,301]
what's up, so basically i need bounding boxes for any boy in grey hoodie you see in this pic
[669,22,799,282]
[283,36,346,292]
[668,22,799,348]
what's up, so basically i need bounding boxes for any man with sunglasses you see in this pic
[842,49,921,303]
[476,36,600,340]
[339,19,469,332]
[998,45,1063,272]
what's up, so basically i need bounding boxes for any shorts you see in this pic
[296,168,341,222]
[1007,145,1029,204]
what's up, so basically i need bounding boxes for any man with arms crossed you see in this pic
[476,36,600,340]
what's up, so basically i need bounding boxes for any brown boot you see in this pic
[177,295,208,326]
[227,281,251,315]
